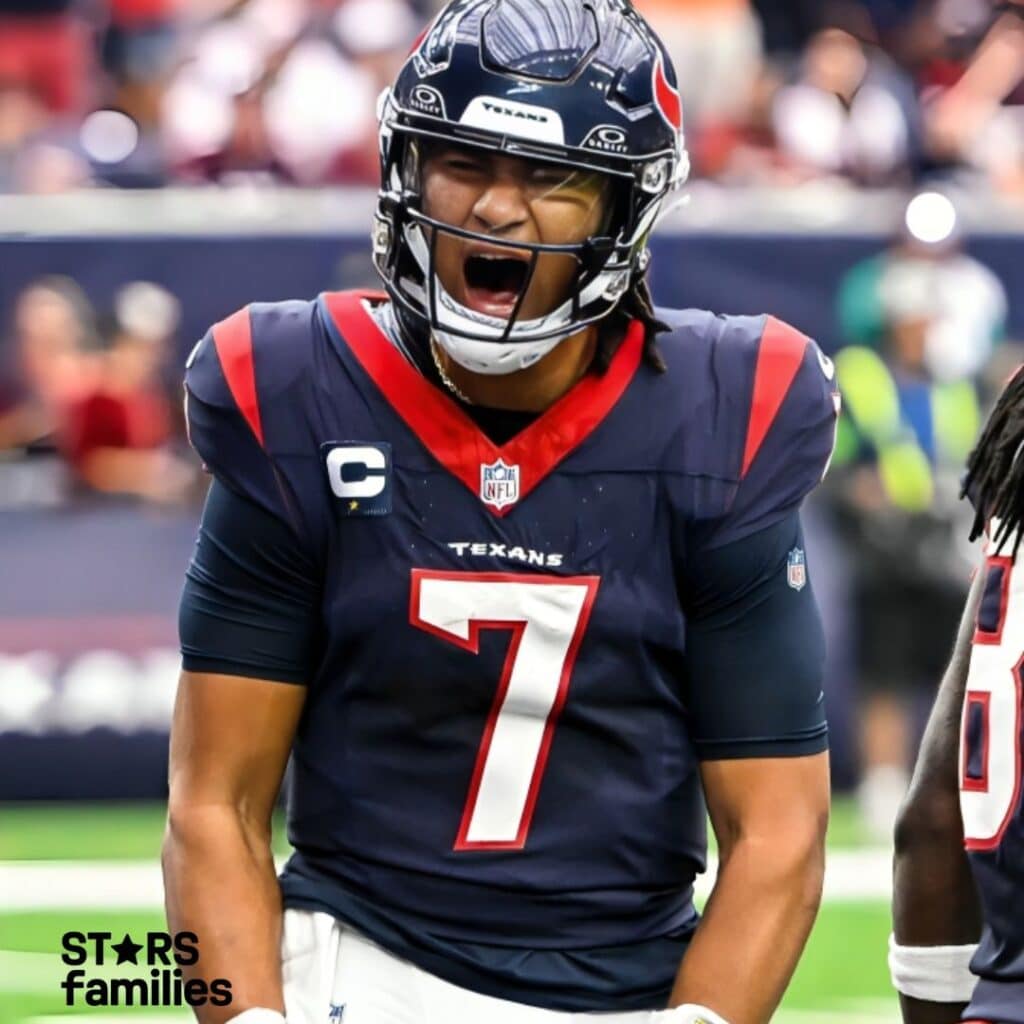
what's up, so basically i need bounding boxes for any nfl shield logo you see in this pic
[787,547,807,591]
[480,458,520,511]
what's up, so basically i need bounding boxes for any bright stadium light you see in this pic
[80,110,139,164]
[904,191,958,245]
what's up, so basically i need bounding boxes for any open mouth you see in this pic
[462,252,532,317]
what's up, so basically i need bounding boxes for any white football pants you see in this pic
[281,909,671,1024]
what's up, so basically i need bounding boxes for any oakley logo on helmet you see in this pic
[461,96,565,145]
[409,85,446,118]
[582,125,629,154]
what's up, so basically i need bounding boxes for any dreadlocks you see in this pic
[963,366,1024,554]
[594,274,669,374]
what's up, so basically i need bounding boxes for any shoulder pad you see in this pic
[184,299,320,509]
[656,308,839,541]
[185,299,318,417]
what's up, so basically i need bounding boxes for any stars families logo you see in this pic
[60,930,232,1008]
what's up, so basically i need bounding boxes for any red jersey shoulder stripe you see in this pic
[211,307,265,449]
[740,316,809,478]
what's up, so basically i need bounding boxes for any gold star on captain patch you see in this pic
[349,500,360,512]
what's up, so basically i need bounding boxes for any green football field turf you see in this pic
[0,800,899,1023]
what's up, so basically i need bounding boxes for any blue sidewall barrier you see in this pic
[3,231,1024,356]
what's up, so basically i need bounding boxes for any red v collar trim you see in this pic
[322,290,644,518]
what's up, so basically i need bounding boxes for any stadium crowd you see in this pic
[2,0,1024,191]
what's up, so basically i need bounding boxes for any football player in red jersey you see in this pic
[163,2,839,1023]
[893,371,1024,1024]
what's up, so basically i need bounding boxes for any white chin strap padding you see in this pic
[433,326,565,376]
[403,221,616,376]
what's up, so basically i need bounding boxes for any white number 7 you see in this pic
[410,570,600,851]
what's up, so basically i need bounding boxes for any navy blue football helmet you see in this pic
[373,0,689,375]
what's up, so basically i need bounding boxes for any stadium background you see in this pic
[3,0,1024,1020]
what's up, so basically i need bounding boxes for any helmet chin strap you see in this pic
[404,222,618,376]
[431,289,578,377]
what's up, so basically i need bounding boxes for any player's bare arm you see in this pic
[891,573,983,1024]
[164,671,305,1024]
[670,753,829,1023]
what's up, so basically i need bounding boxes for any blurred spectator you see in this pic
[90,0,183,185]
[164,0,417,185]
[102,0,181,118]
[691,62,797,183]
[751,0,820,56]
[0,277,97,452]
[322,0,418,183]
[162,0,306,182]
[773,27,917,185]
[925,1,1024,192]
[634,0,763,124]
[829,257,982,839]
[838,191,1008,381]
[62,282,196,504]
[0,0,1022,192]
[0,0,92,115]
[0,78,90,192]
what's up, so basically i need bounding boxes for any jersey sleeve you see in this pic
[181,307,322,682]
[184,307,306,536]
[711,318,840,549]
[682,511,828,760]
[180,479,320,683]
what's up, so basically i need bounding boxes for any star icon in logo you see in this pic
[111,932,143,965]
[348,500,360,512]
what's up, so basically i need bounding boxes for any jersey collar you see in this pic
[321,290,644,518]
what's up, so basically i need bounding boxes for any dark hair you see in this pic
[963,367,1024,553]
[594,274,669,374]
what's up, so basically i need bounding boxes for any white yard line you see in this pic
[0,848,895,912]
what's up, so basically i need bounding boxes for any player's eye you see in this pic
[530,168,608,206]
[443,155,488,175]
[529,167,572,190]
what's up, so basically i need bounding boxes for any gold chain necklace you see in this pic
[429,338,474,405]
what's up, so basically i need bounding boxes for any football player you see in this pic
[892,371,1024,1024]
[163,2,840,1023]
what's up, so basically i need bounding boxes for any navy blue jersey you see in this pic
[961,541,1024,1024]
[181,291,838,1012]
